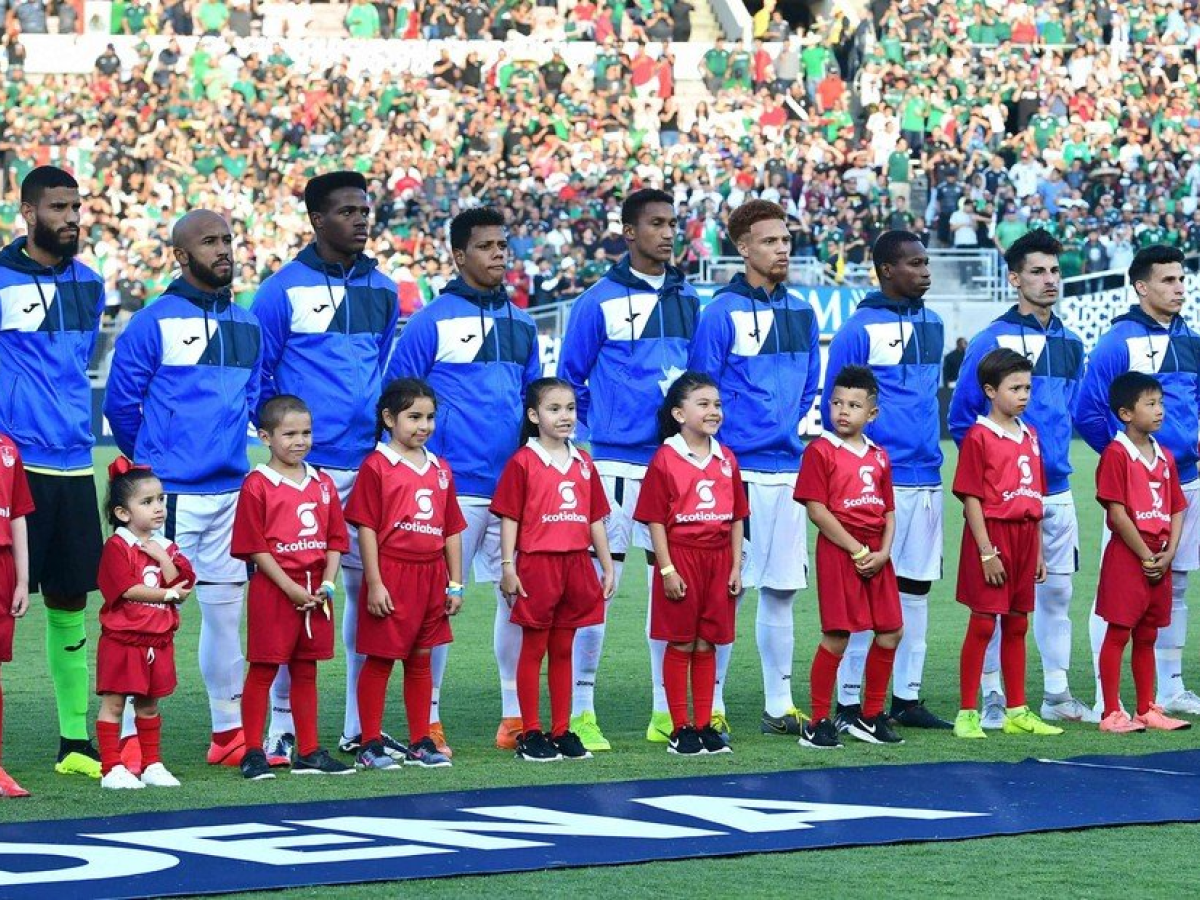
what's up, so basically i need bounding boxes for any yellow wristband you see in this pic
[1142,558,1157,568]
[660,565,677,577]
[850,545,870,561]
[501,559,514,566]
[447,581,464,590]
[980,550,999,563]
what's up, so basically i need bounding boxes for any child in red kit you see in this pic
[96,457,194,790]
[1095,372,1190,734]
[492,377,615,762]
[346,379,466,770]
[635,372,746,756]
[953,348,1061,740]
[232,395,352,779]
[0,434,33,797]
[794,366,903,750]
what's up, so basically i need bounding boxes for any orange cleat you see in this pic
[495,717,523,751]
[0,766,30,798]
[207,728,247,766]
[1099,710,1145,734]
[429,722,453,758]
[119,735,143,777]
[1134,704,1192,731]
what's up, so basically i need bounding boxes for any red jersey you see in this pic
[97,529,195,643]
[1096,433,1187,545]
[231,464,350,573]
[344,444,467,561]
[0,435,34,549]
[491,440,609,553]
[953,418,1045,521]
[634,435,749,550]
[794,432,894,533]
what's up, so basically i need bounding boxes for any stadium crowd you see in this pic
[0,0,1199,317]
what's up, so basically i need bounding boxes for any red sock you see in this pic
[548,627,575,737]
[1132,623,1158,716]
[809,644,842,722]
[518,627,549,733]
[999,614,1028,709]
[96,719,121,774]
[959,614,996,710]
[664,645,691,729]
[240,663,278,752]
[290,660,319,757]
[403,652,433,745]
[863,641,897,719]
[691,648,716,728]
[357,656,394,745]
[1099,624,1131,717]
[135,714,162,767]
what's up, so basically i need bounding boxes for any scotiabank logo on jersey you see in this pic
[394,487,445,537]
[276,501,328,554]
[542,480,588,525]
[843,463,886,510]
[675,478,733,525]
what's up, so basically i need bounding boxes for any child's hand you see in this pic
[1144,553,1168,582]
[367,583,394,617]
[445,592,463,616]
[139,540,170,565]
[600,564,615,599]
[664,571,687,600]
[728,566,741,597]
[500,570,526,607]
[982,553,1007,587]
[11,582,28,618]
[171,581,193,603]
[1035,555,1047,583]
[855,550,888,579]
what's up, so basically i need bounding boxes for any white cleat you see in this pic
[1160,690,1200,716]
[101,764,146,790]
[1041,697,1101,724]
[981,691,1007,730]
[139,762,181,787]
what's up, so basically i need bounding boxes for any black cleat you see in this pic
[799,718,843,749]
[239,748,276,781]
[292,748,356,775]
[516,729,563,762]
[890,698,953,729]
[834,703,862,734]
[668,725,705,755]
[552,730,593,760]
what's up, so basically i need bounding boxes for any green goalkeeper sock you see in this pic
[45,608,91,741]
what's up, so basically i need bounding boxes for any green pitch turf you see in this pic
[4,442,1199,897]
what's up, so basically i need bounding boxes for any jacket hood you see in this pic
[605,255,689,293]
[0,236,76,276]
[166,276,233,312]
[998,305,1064,333]
[856,289,927,312]
[715,272,790,305]
[296,243,380,280]
[443,276,509,309]
[1113,304,1180,332]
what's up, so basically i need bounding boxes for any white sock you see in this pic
[340,566,365,739]
[495,584,522,719]
[713,586,743,714]
[646,563,668,714]
[572,557,620,717]
[1089,598,1107,706]
[892,592,928,701]
[756,587,796,717]
[1034,572,1073,696]
[430,643,448,725]
[980,668,1004,698]
[980,616,1001,699]
[1156,570,1189,704]
[268,666,293,740]
[197,582,246,733]
[120,698,137,741]
[836,631,871,707]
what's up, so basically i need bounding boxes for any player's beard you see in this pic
[186,258,234,291]
[32,219,79,259]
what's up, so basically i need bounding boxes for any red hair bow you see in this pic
[108,456,150,481]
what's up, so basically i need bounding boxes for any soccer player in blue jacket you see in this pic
[386,207,541,754]
[1072,244,1200,716]
[822,230,951,730]
[251,171,400,761]
[0,166,106,778]
[687,200,820,739]
[949,230,1092,727]
[558,188,700,748]
[105,210,263,766]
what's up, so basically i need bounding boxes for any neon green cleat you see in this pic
[570,712,612,751]
[55,750,101,778]
[953,709,987,739]
[646,710,673,743]
[710,711,732,742]
[1002,705,1064,736]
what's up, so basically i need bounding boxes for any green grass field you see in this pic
[5,441,1200,898]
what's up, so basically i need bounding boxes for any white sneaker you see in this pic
[981,691,1006,730]
[139,762,181,787]
[1160,689,1200,716]
[1041,696,1101,724]
[101,764,145,790]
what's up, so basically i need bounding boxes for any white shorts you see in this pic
[1041,492,1079,576]
[599,473,652,556]
[319,467,361,570]
[892,487,943,582]
[461,503,502,584]
[742,481,808,592]
[164,491,245,585]
[1174,481,1200,573]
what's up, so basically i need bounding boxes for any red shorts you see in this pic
[356,555,453,660]
[650,543,736,645]
[510,551,605,630]
[956,518,1039,615]
[96,634,176,698]
[815,530,902,634]
[0,551,14,662]
[1097,534,1173,628]
[246,569,334,664]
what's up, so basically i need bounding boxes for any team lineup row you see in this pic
[0,164,1198,794]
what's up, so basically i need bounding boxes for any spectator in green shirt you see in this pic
[345,0,381,38]
[196,0,230,35]
[702,38,729,94]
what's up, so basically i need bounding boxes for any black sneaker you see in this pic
[239,748,276,781]
[833,703,861,735]
[337,733,362,754]
[760,709,806,735]
[890,698,953,730]
[552,730,593,760]
[698,724,732,754]
[292,748,357,775]
[799,718,843,749]
[668,725,705,755]
[845,712,905,745]
[516,729,563,762]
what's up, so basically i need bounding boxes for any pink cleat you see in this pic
[1134,705,1192,732]
[1099,710,1146,734]
[0,766,30,798]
